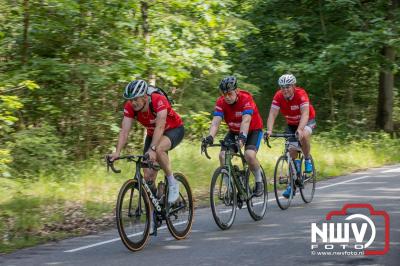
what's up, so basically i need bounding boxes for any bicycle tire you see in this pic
[246,166,268,221]
[300,155,316,203]
[274,156,294,210]
[165,172,194,240]
[116,179,151,252]
[210,166,237,230]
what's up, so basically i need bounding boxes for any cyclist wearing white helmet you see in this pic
[265,74,316,198]
[109,79,184,204]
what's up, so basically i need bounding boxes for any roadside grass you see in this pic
[1,134,400,253]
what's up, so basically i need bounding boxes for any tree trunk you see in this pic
[376,0,398,132]
[22,0,30,65]
[141,1,156,85]
[376,47,395,132]
[327,78,335,122]
[319,0,335,122]
[141,1,150,49]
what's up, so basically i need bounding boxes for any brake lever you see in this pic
[203,144,211,159]
[105,155,121,173]
[204,147,211,159]
[263,133,272,148]
[200,140,211,159]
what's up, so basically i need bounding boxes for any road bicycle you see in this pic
[265,133,316,210]
[201,138,268,230]
[106,154,194,251]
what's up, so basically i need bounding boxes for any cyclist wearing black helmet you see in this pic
[202,76,264,196]
[109,79,184,204]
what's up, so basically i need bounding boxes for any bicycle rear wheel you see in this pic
[246,166,268,221]
[116,179,151,252]
[300,155,316,203]
[274,156,294,210]
[210,166,237,230]
[165,173,194,240]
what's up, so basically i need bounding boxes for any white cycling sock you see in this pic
[253,167,262,183]
[167,174,176,185]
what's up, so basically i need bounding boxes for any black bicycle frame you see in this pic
[134,159,163,214]
[225,148,250,199]
[109,155,188,221]
[202,139,251,200]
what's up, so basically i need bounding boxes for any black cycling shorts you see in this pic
[143,126,184,154]
[221,129,263,152]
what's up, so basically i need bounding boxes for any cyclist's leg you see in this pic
[301,120,316,173]
[244,130,264,195]
[155,126,184,176]
[286,124,300,159]
[219,131,236,166]
[299,119,316,159]
[156,126,185,203]
[244,130,262,171]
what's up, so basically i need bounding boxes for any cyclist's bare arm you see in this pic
[298,106,309,131]
[208,116,222,138]
[149,109,167,149]
[266,107,279,134]
[239,114,251,136]
[112,116,133,160]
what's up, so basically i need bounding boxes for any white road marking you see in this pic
[64,221,187,253]
[219,175,373,214]
[382,167,400,173]
[317,175,371,190]
[65,171,391,252]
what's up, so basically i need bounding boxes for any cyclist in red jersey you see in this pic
[202,76,264,196]
[265,74,316,198]
[109,80,184,204]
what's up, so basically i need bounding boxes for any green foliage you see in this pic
[0,0,398,184]
[231,0,400,130]
[1,134,400,253]
[9,124,66,178]
[0,81,40,177]
[181,111,212,140]
[0,0,254,161]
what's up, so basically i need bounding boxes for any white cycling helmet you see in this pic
[278,74,296,87]
[123,80,148,99]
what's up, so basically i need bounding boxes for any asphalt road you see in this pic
[1,164,399,266]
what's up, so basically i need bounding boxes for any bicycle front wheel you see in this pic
[274,156,294,210]
[165,172,194,240]
[116,179,151,252]
[246,166,268,221]
[300,155,316,203]
[210,166,237,230]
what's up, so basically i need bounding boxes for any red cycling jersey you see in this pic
[271,87,316,126]
[213,90,263,133]
[123,93,183,136]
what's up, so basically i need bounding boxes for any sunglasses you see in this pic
[221,90,236,97]
[280,85,292,90]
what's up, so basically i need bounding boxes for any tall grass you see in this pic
[1,133,399,253]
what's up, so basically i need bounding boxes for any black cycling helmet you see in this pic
[219,76,237,93]
[123,80,148,99]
